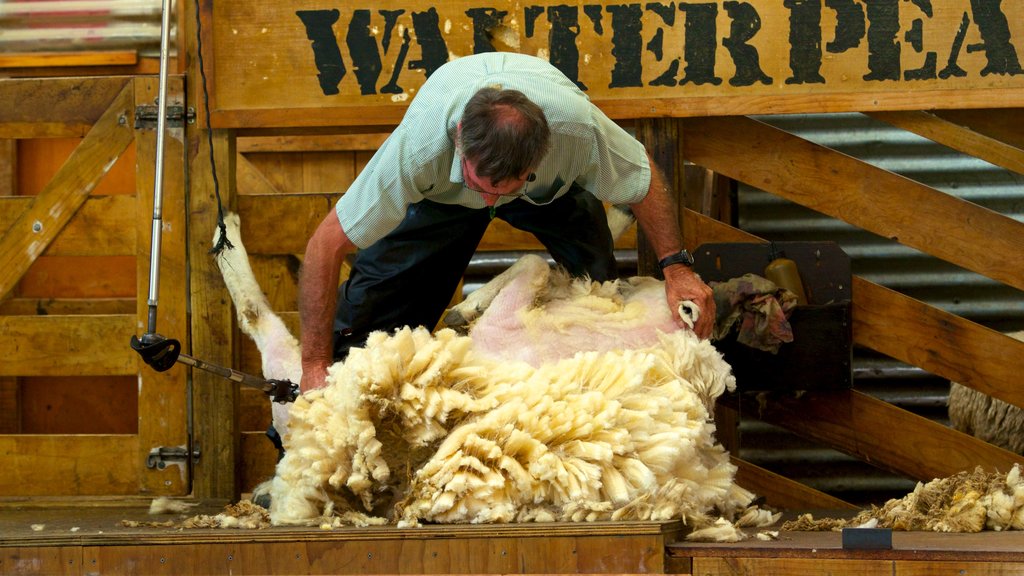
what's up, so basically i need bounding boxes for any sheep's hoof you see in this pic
[442,308,470,328]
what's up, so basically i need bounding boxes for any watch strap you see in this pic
[658,249,694,270]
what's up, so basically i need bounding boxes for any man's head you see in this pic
[459,87,550,200]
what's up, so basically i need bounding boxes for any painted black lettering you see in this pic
[784,0,825,84]
[524,6,546,37]
[346,10,383,95]
[939,12,970,79]
[723,1,772,86]
[648,28,665,61]
[646,2,679,87]
[379,10,404,54]
[863,0,900,81]
[380,27,413,94]
[409,9,448,78]
[374,10,411,94]
[296,10,346,96]
[679,3,722,86]
[607,4,644,87]
[903,1,937,80]
[466,7,509,53]
[548,5,587,89]
[584,5,605,34]
[967,0,1023,76]
[825,0,864,53]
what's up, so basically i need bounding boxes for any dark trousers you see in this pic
[332,185,618,360]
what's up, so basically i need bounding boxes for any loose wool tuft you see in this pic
[784,464,1024,533]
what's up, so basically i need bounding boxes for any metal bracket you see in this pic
[134,104,195,129]
[146,444,201,469]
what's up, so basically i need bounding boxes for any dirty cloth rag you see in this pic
[711,273,799,353]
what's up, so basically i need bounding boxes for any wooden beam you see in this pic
[186,0,240,500]
[209,88,1024,130]
[853,278,1024,411]
[634,118,687,277]
[133,76,190,497]
[0,51,138,69]
[721,389,1024,482]
[867,110,1024,175]
[0,77,131,138]
[0,147,16,433]
[0,196,136,256]
[932,109,1024,151]
[0,297,136,316]
[682,116,1024,293]
[0,81,134,301]
[730,456,857,512]
[0,139,13,195]
[237,133,390,153]
[0,315,136,376]
[189,129,241,501]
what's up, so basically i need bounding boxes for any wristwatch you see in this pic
[658,249,694,270]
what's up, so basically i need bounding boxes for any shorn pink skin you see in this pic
[463,254,681,367]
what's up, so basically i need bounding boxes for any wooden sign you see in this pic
[207,0,1024,127]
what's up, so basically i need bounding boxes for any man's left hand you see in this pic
[663,265,715,339]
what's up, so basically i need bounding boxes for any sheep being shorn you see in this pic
[948,331,1024,455]
[215,213,776,538]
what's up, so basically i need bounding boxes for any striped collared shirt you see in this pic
[336,52,651,248]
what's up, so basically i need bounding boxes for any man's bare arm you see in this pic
[629,152,716,339]
[298,210,356,392]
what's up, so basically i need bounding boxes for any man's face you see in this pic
[461,155,531,207]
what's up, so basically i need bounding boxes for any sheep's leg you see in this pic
[443,254,550,328]
[214,213,302,386]
[606,204,636,242]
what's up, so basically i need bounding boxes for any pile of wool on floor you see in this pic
[784,464,1024,532]
[259,326,776,539]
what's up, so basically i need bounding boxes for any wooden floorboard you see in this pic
[0,505,678,574]
[3,506,1024,574]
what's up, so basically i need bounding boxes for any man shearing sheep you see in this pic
[298,52,715,394]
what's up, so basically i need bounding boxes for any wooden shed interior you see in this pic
[2,0,1024,573]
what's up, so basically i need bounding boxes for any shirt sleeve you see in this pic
[575,108,651,206]
[335,128,429,248]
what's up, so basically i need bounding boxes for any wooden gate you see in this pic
[0,76,190,498]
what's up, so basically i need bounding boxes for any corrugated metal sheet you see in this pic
[734,113,1024,505]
